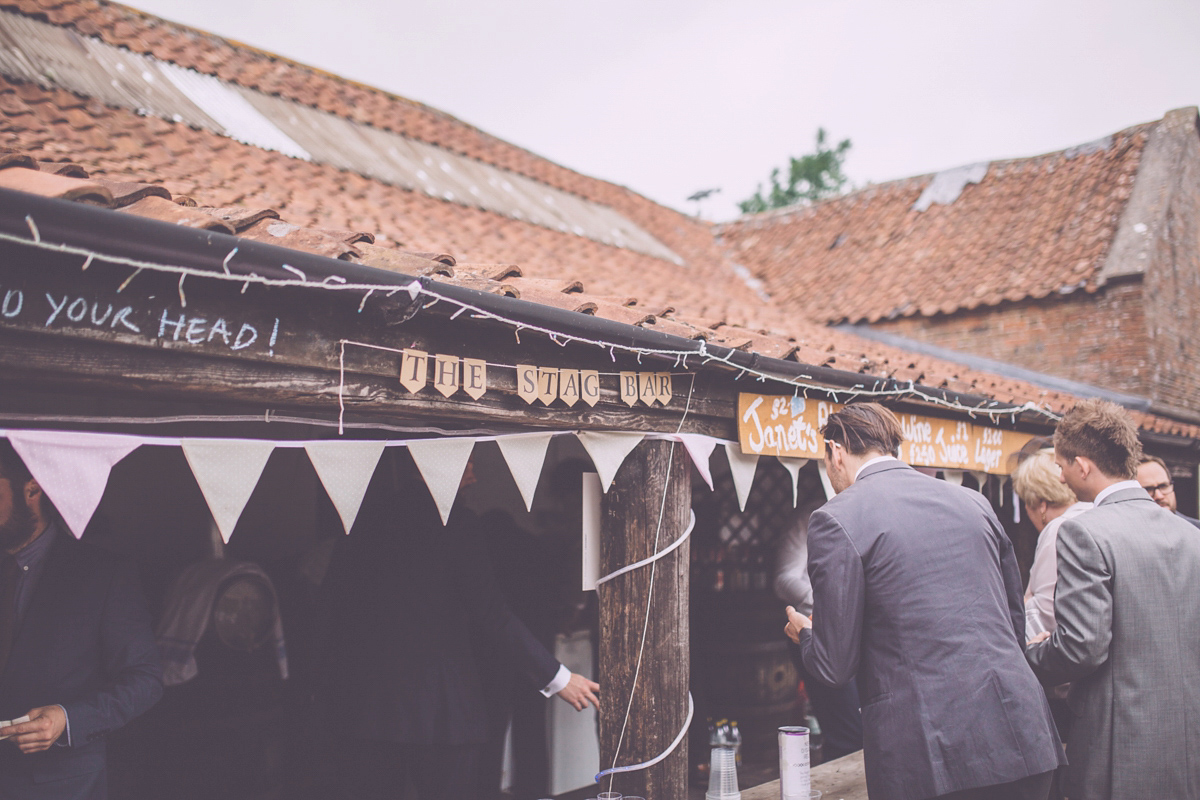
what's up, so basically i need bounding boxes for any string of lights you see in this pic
[1,220,1059,425]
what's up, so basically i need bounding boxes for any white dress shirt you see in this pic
[854,455,898,482]
[1024,502,1092,640]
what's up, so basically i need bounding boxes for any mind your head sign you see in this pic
[737,393,1034,475]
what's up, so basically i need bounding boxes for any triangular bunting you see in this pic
[676,434,717,490]
[942,469,964,486]
[496,434,554,512]
[182,439,275,543]
[969,471,990,493]
[575,432,644,493]
[407,438,476,524]
[305,440,387,533]
[817,459,836,500]
[777,456,809,507]
[724,442,759,512]
[6,430,141,538]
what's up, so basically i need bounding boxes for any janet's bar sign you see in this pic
[737,393,1035,474]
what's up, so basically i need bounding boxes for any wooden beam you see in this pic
[598,439,691,798]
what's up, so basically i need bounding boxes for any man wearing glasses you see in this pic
[1136,455,1200,529]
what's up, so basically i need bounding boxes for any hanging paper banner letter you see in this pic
[638,372,658,406]
[656,373,673,406]
[462,358,487,400]
[580,371,600,407]
[619,372,638,407]
[399,349,428,393]
[537,368,559,405]
[433,355,460,398]
[517,365,538,404]
[559,369,580,406]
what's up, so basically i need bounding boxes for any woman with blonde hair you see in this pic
[1012,449,1090,640]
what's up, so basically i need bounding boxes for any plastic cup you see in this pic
[779,725,811,800]
[706,745,741,800]
[597,793,622,800]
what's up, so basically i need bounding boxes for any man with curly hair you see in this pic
[1026,399,1200,800]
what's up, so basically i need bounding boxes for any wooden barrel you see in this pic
[695,638,804,763]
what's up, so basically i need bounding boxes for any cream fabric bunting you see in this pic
[575,431,644,493]
[6,430,141,538]
[305,441,387,533]
[817,459,836,500]
[181,439,276,543]
[496,434,554,512]
[724,442,759,512]
[942,469,965,486]
[407,438,476,524]
[676,434,717,490]
[777,456,810,507]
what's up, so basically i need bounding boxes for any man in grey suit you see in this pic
[785,403,1063,800]
[1026,399,1200,800]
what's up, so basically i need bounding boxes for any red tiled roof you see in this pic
[716,123,1151,324]
[0,1,1195,440]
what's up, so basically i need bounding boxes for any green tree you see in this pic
[738,128,852,214]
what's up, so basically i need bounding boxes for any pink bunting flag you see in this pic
[6,430,141,538]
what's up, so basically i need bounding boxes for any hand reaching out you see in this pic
[557,672,600,711]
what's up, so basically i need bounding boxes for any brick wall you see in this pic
[868,282,1153,398]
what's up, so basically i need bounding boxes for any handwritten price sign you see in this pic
[738,394,1034,474]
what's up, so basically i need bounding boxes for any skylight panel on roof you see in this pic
[156,62,311,161]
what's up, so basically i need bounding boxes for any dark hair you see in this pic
[1054,399,1141,480]
[820,403,903,457]
[0,439,32,488]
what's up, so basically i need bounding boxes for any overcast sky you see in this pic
[130,0,1200,221]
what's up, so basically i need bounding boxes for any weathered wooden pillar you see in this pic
[599,439,691,799]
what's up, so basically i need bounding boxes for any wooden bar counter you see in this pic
[742,750,867,800]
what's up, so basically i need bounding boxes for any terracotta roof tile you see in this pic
[0,164,111,203]
[717,124,1150,324]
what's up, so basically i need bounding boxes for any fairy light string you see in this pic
[0,223,1058,426]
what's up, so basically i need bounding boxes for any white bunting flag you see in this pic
[576,432,644,493]
[817,459,836,500]
[969,471,990,493]
[724,442,759,512]
[305,441,386,533]
[942,469,965,486]
[6,430,141,538]
[496,434,554,512]
[407,438,476,524]
[676,434,717,490]
[181,439,275,543]
[777,456,809,507]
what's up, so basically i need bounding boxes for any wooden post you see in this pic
[599,439,691,798]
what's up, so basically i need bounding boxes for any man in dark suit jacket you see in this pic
[1136,454,1200,529]
[1027,401,1200,800]
[319,451,597,800]
[0,440,163,800]
[785,403,1063,800]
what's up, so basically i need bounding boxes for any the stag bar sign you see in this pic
[398,349,673,408]
[737,393,1035,475]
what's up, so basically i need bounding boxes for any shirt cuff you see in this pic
[540,663,571,697]
[54,705,70,747]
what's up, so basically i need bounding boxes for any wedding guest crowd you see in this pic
[787,399,1200,800]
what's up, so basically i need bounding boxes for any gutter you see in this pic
[0,188,1049,424]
